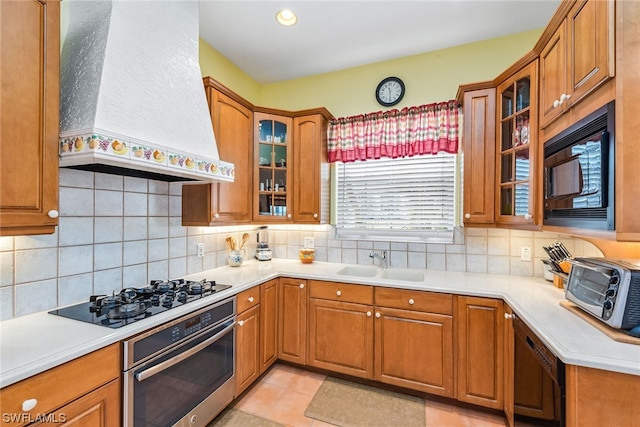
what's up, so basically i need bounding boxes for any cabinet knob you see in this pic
[22,398,37,411]
[408,298,415,305]
[553,99,562,108]
[287,214,292,219]
[47,210,59,218]
[560,93,570,103]
[504,313,513,320]
[375,312,381,318]
[336,290,342,296]
[313,213,318,218]
[524,213,532,221]
[214,213,219,219]
[238,320,244,326]
[299,283,305,289]
[248,296,254,303]
[367,311,372,317]
[464,213,471,219]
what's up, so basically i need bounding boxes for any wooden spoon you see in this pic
[225,236,234,251]
[239,232,250,249]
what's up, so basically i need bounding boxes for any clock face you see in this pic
[376,77,405,107]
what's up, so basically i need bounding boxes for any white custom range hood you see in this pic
[59,0,234,182]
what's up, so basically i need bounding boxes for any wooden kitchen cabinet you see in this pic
[278,277,308,364]
[495,60,541,228]
[236,287,261,395]
[182,78,253,225]
[456,296,505,410]
[0,0,60,236]
[260,279,278,372]
[291,111,331,223]
[503,305,515,427]
[458,85,497,226]
[374,287,454,397]
[538,0,614,130]
[254,112,293,222]
[308,281,374,379]
[565,365,640,427]
[0,343,121,427]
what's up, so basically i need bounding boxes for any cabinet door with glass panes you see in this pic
[254,112,293,222]
[495,61,541,228]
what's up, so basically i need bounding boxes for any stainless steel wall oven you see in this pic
[123,297,236,427]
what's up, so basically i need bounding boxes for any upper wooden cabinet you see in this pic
[292,113,331,223]
[495,60,541,228]
[182,79,253,226]
[539,0,615,129]
[254,112,293,222]
[0,0,60,236]
[459,85,496,226]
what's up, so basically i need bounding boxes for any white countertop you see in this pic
[1,259,639,388]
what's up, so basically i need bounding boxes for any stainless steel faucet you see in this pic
[369,251,388,269]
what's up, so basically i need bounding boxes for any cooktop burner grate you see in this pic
[49,279,231,328]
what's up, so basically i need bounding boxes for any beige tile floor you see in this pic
[222,363,516,427]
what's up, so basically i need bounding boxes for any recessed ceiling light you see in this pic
[276,8,297,26]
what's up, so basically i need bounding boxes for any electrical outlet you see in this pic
[304,237,315,249]
[520,246,531,262]
[197,243,205,258]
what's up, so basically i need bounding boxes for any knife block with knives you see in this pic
[542,242,573,288]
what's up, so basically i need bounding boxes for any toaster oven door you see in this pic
[565,259,615,318]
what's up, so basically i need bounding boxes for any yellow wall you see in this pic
[199,39,262,104]
[199,29,542,117]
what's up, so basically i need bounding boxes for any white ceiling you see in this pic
[199,0,562,84]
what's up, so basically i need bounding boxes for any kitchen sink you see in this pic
[379,269,425,282]
[335,266,380,278]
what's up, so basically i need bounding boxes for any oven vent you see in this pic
[545,208,608,219]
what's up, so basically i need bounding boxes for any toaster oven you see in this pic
[565,257,640,331]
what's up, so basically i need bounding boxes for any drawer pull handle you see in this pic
[238,320,244,326]
[504,313,513,320]
[336,290,342,296]
[367,311,372,317]
[408,298,415,305]
[375,312,381,318]
[22,398,37,411]
[248,297,254,303]
[47,210,59,218]
[299,283,305,289]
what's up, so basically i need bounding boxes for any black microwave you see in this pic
[543,102,615,230]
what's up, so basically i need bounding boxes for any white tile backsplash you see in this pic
[15,248,58,283]
[2,168,608,320]
[95,189,124,216]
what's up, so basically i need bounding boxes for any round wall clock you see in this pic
[375,76,405,107]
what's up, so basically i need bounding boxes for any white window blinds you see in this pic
[336,153,457,241]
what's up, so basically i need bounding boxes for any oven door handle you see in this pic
[567,259,613,277]
[134,321,235,382]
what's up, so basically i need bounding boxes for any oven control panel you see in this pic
[124,297,236,368]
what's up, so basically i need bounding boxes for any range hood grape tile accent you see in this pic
[59,0,234,182]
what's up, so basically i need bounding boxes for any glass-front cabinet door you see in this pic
[496,60,540,227]
[254,112,292,222]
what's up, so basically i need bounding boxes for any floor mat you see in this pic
[304,376,426,427]
[207,408,285,427]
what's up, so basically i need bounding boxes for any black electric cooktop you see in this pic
[49,279,231,328]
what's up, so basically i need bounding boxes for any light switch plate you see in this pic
[197,243,205,258]
[304,237,315,249]
[520,246,531,261]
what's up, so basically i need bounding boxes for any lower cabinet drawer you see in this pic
[375,287,453,314]
[309,280,373,304]
[237,286,261,313]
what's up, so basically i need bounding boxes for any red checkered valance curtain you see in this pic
[327,100,460,163]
